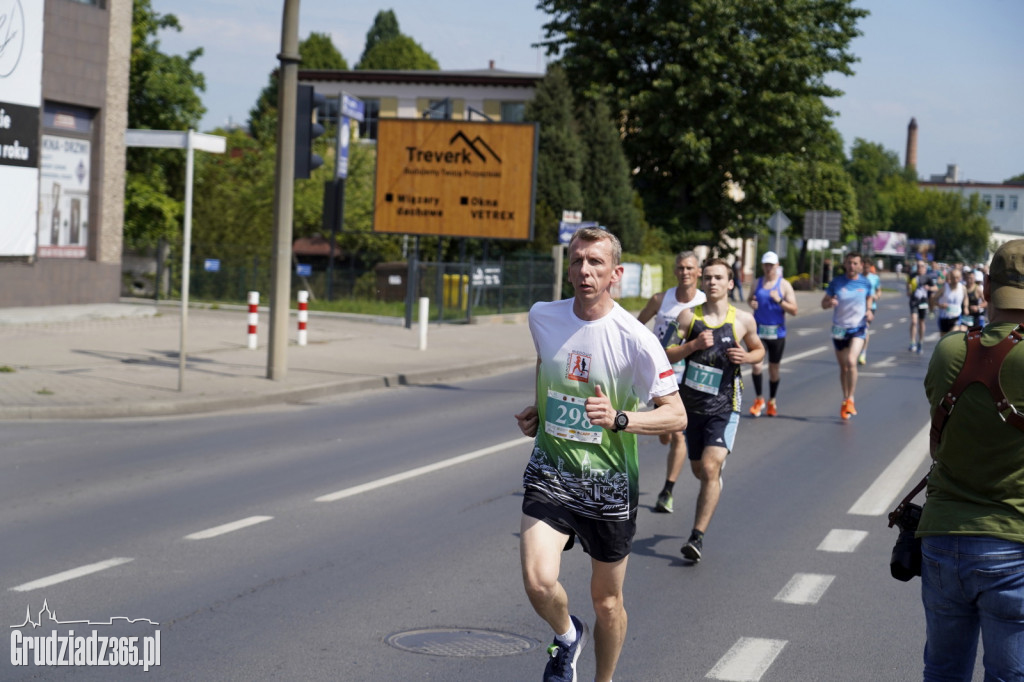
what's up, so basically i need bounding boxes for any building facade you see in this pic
[0,0,131,307]
[298,66,543,140]
[920,164,1024,245]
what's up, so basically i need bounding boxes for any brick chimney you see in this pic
[905,117,918,172]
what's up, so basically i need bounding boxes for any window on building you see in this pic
[500,101,526,122]
[360,99,380,140]
[424,99,451,120]
[66,0,103,6]
[1011,195,1019,211]
[982,194,992,208]
[996,195,1005,210]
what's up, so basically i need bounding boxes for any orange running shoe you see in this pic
[840,399,851,420]
[766,400,777,417]
[749,397,765,417]
[845,398,857,416]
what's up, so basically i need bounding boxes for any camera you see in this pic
[888,502,922,582]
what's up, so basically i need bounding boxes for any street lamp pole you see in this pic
[267,0,301,380]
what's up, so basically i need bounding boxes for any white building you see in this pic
[920,164,1024,246]
[298,65,543,139]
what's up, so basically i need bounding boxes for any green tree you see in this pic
[356,35,440,70]
[1005,172,1024,184]
[524,64,585,252]
[249,32,348,143]
[537,0,867,245]
[891,185,990,262]
[844,138,915,236]
[360,10,401,63]
[576,93,645,251]
[125,0,206,250]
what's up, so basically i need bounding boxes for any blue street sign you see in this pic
[341,93,364,123]
[203,259,220,272]
[295,263,312,277]
[558,221,600,245]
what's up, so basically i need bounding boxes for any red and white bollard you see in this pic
[247,291,259,350]
[297,290,308,346]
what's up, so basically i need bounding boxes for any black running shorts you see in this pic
[522,489,637,563]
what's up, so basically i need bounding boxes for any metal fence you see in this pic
[171,251,557,322]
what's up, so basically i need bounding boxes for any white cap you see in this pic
[761,251,779,265]
[974,270,984,283]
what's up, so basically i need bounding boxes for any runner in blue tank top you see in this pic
[746,251,798,417]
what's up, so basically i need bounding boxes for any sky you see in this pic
[154,0,1024,184]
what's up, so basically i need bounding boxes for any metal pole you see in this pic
[267,0,301,380]
[178,130,195,392]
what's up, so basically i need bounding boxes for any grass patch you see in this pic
[36,388,54,395]
[0,365,15,373]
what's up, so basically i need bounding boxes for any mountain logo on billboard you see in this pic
[0,0,26,79]
[449,131,502,163]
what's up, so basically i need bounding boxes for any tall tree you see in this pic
[524,64,585,252]
[360,10,401,64]
[249,32,348,143]
[537,0,868,246]
[125,0,206,250]
[576,94,645,251]
[845,138,914,235]
[356,35,439,70]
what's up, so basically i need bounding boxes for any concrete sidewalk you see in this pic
[0,289,830,420]
[0,302,536,420]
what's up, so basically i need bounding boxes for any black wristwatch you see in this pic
[612,411,629,433]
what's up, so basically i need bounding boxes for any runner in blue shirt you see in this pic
[821,252,874,420]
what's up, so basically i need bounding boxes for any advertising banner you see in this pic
[373,119,537,240]
[861,231,907,256]
[37,135,91,259]
[0,0,44,256]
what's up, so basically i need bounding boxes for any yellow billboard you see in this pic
[373,119,537,240]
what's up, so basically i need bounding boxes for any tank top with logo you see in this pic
[678,305,743,415]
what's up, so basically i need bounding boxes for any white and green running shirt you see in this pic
[523,299,678,521]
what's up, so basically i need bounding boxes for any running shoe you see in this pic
[908,343,917,353]
[654,491,673,513]
[543,615,588,682]
[916,344,924,355]
[749,397,765,417]
[858,352,866,365]
[766,400,777,417]
[681,532,703,562]
[840,399,851,420]
[845,398,857,416]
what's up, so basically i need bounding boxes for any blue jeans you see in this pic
[921,535,1024,681]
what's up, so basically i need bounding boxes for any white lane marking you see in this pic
[774,573,835,605]
[10,558,134,592]
[707,637,787,681]
[873,355,898,368]
[898,317,907,324]
[883,322,894,329]
[857,372,887,377]
[848,422,930,516]
[817,529,868,553]
[316,436,533,502]
[795,328,819,337]
[781,346,829,364]
[925,331,940,342]
[184,515,273,540]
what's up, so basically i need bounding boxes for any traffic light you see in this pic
[295,84,326,179]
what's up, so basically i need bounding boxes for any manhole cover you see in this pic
[385,628,538,658]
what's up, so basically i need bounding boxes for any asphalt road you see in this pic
[2,298,974,681]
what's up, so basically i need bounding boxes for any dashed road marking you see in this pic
[817,529,868,553]
[10,557,134,592]
[774,573,835,605]
[185,515,273,540]
[708,637,787,681]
